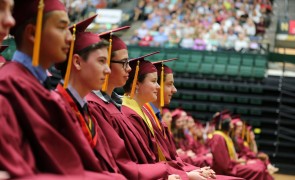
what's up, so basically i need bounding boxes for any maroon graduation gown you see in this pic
[141,105,200,171]
[86,92,189,180]
[143,105,243,180]
[56,85,121,174]
[208,133,273,180]
[0,62,124,179]
[122,105,198,173]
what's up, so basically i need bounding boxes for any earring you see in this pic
[135,88,138,94]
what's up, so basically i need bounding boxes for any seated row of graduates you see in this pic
[162,108,278,180]
[0,0,271,179]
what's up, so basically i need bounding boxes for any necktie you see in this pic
[43,77,52,90]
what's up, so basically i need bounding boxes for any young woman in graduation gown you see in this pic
[207,112,274,180]
[121,58,220,180]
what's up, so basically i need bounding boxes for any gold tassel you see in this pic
[160,63,164,107]
[130,60,139,98]
[241,121,246,140]
[102,32,113,92]
[63,24,76,88]
[32,0,44,67]
[247,128,250,145]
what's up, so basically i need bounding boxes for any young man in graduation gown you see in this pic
[207,111,273,180]
[0,0,124,179]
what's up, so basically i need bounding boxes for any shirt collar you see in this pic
[149,102,162,121]
[67,84,87,108]
[12,50,47,84]
[93,90,122,110]
[149,102,160,115]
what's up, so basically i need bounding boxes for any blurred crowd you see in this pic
[130,0,273,52]
[62,0,124,23]
[162,108,279,175]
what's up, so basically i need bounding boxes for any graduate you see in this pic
[121,57,221,180]
[0,0,122,179]
[231,117,279,174]
[207,111,274,180]
[55,15,129,179]
[85,29,188,179]
[0,0,14,66]
[170,111,212,168]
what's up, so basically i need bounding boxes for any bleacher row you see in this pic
[128,46,295,174]
[128,46,268,79]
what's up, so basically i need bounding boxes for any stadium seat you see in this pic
[213,64,226,76]
[203,55,216,64]
[182,102,194,110]
[191,52,203,63]
[187,62,200,74]
[229,55,242,65]
[242,55,254,66]
[209,94,222,101]
[255,55,267,67]
[250,98,263,105]
[252,67,266,78]
[195,93,208,100]
[195,104,207,111]
[223,96,235,103]
[173,62,187,73]
[237,97,249,104]
[178,54,191,62]
[216,54,228,64]
[226,65,239,76]
[239,66,253,78]
[199,63,213,75]
[182,94,194,100]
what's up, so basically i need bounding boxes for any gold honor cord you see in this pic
[32,0,44,66]
[102,32,113,92]
[160,63,164,107]
[63,24,76,88]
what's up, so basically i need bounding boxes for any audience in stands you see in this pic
[130,0,272,52]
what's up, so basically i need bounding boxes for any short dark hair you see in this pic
[215,117,231,132]
[13,12,52,49]
[59,40,109,78]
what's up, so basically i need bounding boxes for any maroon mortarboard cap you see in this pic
[171,108,183,120]
[212,109,231,125]
[129,51,160,77]
[232,118,242,127]
[162,108,170,115]
[55,15,101,77]
[99,26,130,52]
[152,58,178,75]
[128,51,159,98]
[69,14,102,53]
[11,0,66,36]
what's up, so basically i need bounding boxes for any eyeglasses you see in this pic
[110,59,129,70]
